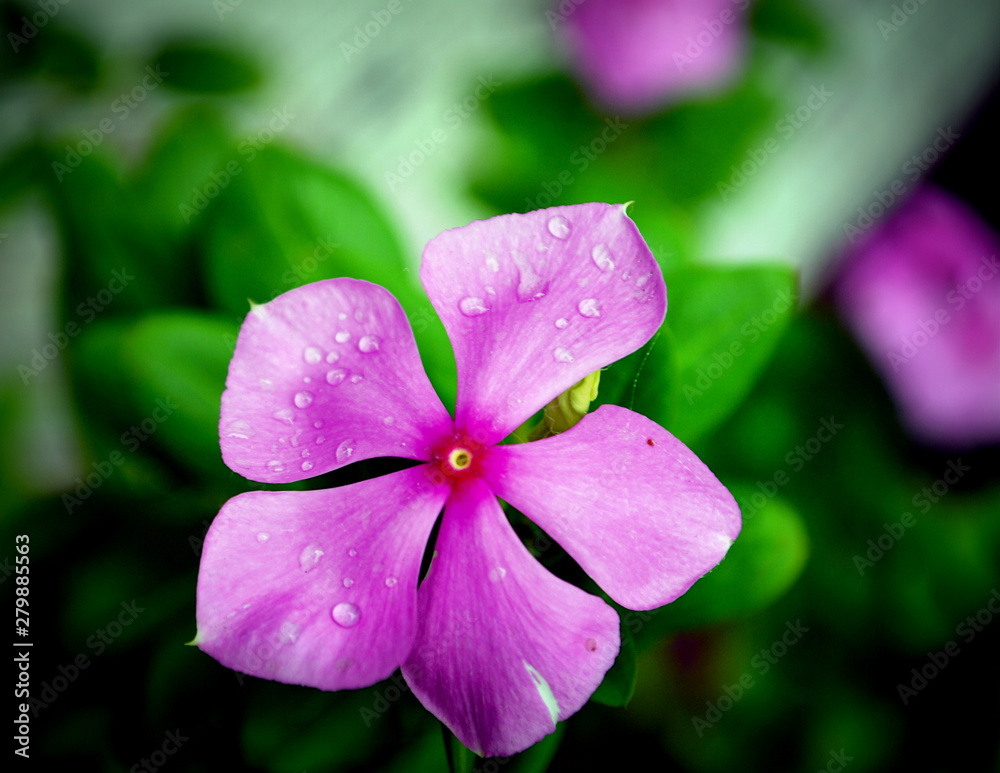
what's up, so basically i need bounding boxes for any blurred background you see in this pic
[2,0,999,770]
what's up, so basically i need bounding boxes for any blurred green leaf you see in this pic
[43,148,180,313]
[0,139,46,210]
[120,312,237,476]
[633,491,808,644]
[201,144,457,405]
[132,104,235,250]
[591,619,637,707]
[0,3,102,91]
[663,263,797,442]
[151,39,262,94]
[752,0,828,54]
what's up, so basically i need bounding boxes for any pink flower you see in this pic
[836,187,1000,447]
[195,203,740,756]
[559,0,749,114]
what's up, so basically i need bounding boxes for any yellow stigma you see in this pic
[448,448,473,470]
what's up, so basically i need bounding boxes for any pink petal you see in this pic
[420,203,665,444]
[485,404,740,610]
[220,278,453,483]
[195,466,449,690]
[836,186,1000,446]
[402,479,619,757]
[561,0,748,113]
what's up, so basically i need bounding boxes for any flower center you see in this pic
[448,448,473,471]
[430,433,487,484]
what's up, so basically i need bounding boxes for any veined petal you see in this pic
[420,203,665,445]
[402,479,619,757]
[220,278,453,483]
[195,466,449,690]
[485,404,741,610]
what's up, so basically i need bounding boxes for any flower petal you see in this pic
[221,278,453,483]
[195,466,449,690]
[420,203,665,444]
[402,479,619,757]
[485,404,741,610]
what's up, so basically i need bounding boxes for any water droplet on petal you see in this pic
[326,368,347,385]
[326,351,339,364]
[635,272,651,287]
[585,638,598,652]
[335,330,351,343]
[591,243,615,272]
[547,215,570,239]
[353,309,365,322]
[348,548,357,557]
[314,420,324,429]
[226,420,251,439]
[257,532,270,543]
[555,318,569,329]
[331,602,361,628]
[489,567,507,582]
[350,374,364,384]
[358,335,381,353]
[315,435,326,445]
[459,296,490,317]
[621,270,631,281]
[336,440,356,463]
[303,346,323,364]
[383,416,395,426]
[266,460,285,473]
[293,390,314,408]
[272,408,294,424]
[338,312,347,321]
[299,544,324,572]
[342,577,354,588]
[554,347,575,363]
[259,378,274,391]
[384,576,398,588]
[301,460,314,472]
[486,255,500,273]
[513,251,549,302]
[578,298,601,318]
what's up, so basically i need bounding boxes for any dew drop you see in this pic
[342,577,354,588]
[272,408,294,424]
[459,296,490,317]
[315,435,326,445]
[314,420,324,429]
[299,544,325,572]
[553,347,575,363]
[350,374,364,384]
[226,420,251,439]
[335,330,351,343]
[325,351,340,364]
[293,390,314,408]
[348,548,358,557]
[266,460,285,473]
[577,298,601,318]
[489,567,507,582]
[336,440,356,463]
[547,215,570,239]
[303,346,323,365]
[384,576,398,588]
[585,638,598,652]
[358,335,381,353]
[326,368,347,385]
[303,376,312,384]
[383,416,395,426]
[259,378,274,391]
[621,270,631,281]
[486,255,500,273]
[301,460,314,472]
[591,243,615,272]
[555,318,569,329]
[353,309,365,322]
[300,449,311,458]
[331,602,361,628]
[257,532,270,543]
[635,272,651,287]
[512,251,549,302]
[338,312,347,321]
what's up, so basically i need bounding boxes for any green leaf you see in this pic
[131,104,235,249]
[151,39,262,94]
[632,491,809,645]
[201,144,456,406]
[590,618,637,707]
[663,263,797,442]
[752,0,828,54]
[120,312,238,476]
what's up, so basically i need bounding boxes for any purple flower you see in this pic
[836,187,1000,446]
[559,0,749,114]
[195,203,740,756]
